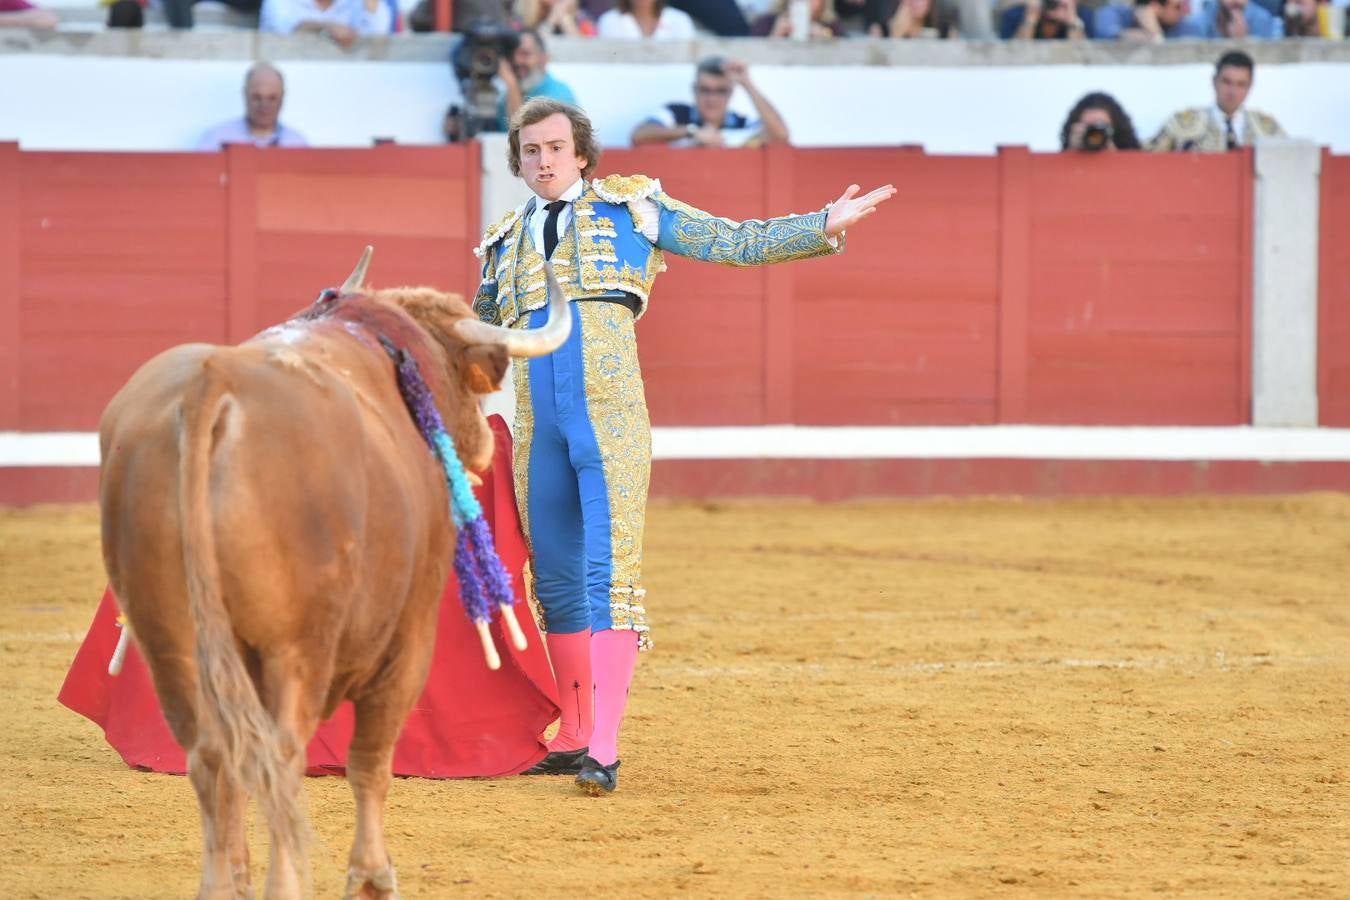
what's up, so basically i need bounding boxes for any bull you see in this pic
[98,249,569,899]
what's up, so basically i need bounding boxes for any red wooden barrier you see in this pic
[1320,151,1350,427]
[0,143,1257,436]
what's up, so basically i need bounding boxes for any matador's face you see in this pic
[518,112,588,202]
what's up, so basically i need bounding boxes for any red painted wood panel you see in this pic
[236,144,481,339]
[597,148,770,426]
[792,149,1000,425]
[1022,151,1249,424]
[1320,152,1350,426]
[17,152,228,430]
[0,144,20,428]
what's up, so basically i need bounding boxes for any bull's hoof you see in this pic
[343,863,400,900]
[574,756,620,795]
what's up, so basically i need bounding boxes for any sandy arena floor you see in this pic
[2,496,1348,898]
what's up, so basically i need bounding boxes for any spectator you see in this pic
[514,0,596,33]
[0,0,58,27]
[260,0,392,46]
[494,29,579,131]
[1060,92,1142,151]
[595,0,697,36]
[197,63,309,150]
[667,0,751,34]
[756,0,846,35]
[1001,0,1090,38]
[867,0,955,35]
[105,0,144,26]
[1190,0,1283,36]
[631,57,789,148]
[1282,0,1336,35]
[1149,50,1286,152]
[1093,0,1204,39]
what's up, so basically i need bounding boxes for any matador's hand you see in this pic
[824,183,897,237]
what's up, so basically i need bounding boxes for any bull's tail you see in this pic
[178,356,310,889]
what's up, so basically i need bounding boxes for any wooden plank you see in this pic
[0,144,19,428]
[225,144,259,343]
[764,143,794,424]
[997,146,1031,423]
[1236,147,1254,424]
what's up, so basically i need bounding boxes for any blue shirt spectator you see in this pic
[1093,0,1204,39]
[1188,0,1283,37]
[493,29,578,132]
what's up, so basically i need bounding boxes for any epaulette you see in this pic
[1248,109,1280,134]
[473,202,527,260]
[1174,108,1202,127]
[591,174,662,204]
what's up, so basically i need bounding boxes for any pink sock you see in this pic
[589,629,640,766]
[545,630,593,752]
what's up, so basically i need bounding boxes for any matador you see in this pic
[473,97,895,794]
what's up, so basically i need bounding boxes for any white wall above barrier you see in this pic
[2,52,1348,154]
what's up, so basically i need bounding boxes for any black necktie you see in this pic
[543,200,566,260]
[1225,116,1238,151]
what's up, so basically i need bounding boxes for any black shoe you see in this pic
[523,747,589,776]
[574,756,620,795]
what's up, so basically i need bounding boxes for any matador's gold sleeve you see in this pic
[651,191,843,267]
[472,246,502,325]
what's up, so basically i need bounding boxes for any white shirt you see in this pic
[529,178,660,253]
[595,6,696,39]
[260,0,391,34]
[1211,105,1248,143]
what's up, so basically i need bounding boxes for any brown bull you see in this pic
[98,250,570,900]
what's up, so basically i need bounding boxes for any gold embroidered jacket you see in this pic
[1147,107,1286,152]
[472,173,842,328]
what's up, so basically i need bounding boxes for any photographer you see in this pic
[1060,93,1142,153]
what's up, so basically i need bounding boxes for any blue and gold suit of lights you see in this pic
[472,174,843,650]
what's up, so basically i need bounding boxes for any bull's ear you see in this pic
[463,344,509,393]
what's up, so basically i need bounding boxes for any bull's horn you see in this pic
[453,262,572,358]
[341,245,373,294]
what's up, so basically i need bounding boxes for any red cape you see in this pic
[58,415,558,779]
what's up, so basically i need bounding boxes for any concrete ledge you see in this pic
[3,30,1350,65]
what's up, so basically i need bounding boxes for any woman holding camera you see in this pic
[1060,92,1143,152]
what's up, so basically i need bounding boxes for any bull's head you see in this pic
[345,247,571,474]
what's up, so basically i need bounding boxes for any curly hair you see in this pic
[507,97,602,180]
[1059,92,1142,151]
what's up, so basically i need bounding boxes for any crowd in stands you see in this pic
[2,0,1346,38]
[197,48,1286,158]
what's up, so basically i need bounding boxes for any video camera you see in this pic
[446,19,520,141]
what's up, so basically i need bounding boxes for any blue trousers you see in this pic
[512,301,652,647]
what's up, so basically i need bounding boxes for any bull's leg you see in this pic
[343,688,419,900]
[188,743,254,900]
[135,642,253,900]
[257,658,321,900]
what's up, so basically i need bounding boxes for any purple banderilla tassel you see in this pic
[464,516,515,609]
[453,528,492,625]
[392,352,443,443]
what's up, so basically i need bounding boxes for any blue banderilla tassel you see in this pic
[389,347,525,669]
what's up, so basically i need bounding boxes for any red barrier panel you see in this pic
[1020,149,1252,425]
[1320,151,1350,427]
[1,143,1255,436]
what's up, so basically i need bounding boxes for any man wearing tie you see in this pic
[472,97,894,794]
[1147,50,1286,153]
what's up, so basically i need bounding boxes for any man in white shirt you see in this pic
[1148,50,1287,152]
[196,63,308,151]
